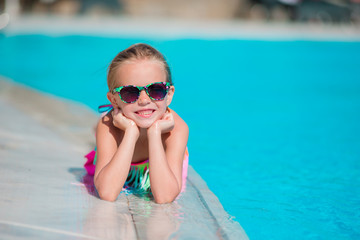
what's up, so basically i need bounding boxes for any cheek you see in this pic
[156,102,168,115]
[120,104,135,119]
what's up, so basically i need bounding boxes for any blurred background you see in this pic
[1,0,360,24]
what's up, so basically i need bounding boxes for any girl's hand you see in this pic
[111,108,139,134]
[148,112,175,135]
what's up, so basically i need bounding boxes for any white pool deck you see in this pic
[1,15,360,41]
[0,78,248,239]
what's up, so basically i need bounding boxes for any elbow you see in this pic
[153,188,180,204]
[95,185,118,202]
[99,193,117,202]
[154,196,176,204]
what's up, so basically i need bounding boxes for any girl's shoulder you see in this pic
[97,111,113,129]
[164,109,188,152]
[170,109,189,136]
[96,111,124,140]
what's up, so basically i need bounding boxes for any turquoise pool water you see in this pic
[1,33,359,239]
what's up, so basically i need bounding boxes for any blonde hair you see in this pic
[107,43,172,91]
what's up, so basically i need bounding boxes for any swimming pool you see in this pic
[1,33,359,239]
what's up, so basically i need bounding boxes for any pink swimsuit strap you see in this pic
[131,159,149,166]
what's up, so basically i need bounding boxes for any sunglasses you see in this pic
[112,82,171,104]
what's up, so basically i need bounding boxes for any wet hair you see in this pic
[107,43,172,91]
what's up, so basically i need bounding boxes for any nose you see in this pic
[137,90,151,105]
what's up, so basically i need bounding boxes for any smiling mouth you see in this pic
[135,109,155,118]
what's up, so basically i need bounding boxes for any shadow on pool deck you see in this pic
[0,77,248,240]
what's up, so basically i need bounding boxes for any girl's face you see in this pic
[107,59,174,129]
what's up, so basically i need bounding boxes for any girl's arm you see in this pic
[94,109,139,202]
[147,111,189,204]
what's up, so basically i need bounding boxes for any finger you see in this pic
[113,107,119,115]
[162,112,170,120]
[165,112,173,121]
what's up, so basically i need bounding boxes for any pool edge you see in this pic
[0,76,248,239]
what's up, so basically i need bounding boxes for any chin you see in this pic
[130,115,156,129]
[136,121,155,129]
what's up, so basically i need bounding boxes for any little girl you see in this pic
[84,43,189,203]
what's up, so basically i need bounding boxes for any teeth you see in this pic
[137,110,153,116]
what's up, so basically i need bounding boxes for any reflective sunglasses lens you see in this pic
[120,86,139,103]
[148,83,168,100]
